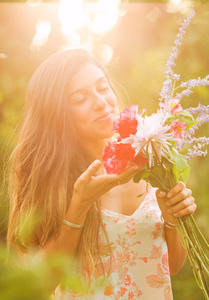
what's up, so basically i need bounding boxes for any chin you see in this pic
[102,130,115,139]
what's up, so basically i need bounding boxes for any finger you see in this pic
[171,203,197,218]
[166,196,195,216]
[166,188,192,206]
[167,181,186,199]
[156,189,167,199]
[78,160,102,184]
[116,165,140,183]
[107,165,139,187]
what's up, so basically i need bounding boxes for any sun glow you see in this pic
[57,0,123,63]
[58,0,85,35]
[167,0,193,14]
[88,0,121,35]
[58,0,122,36]
[30,20,51,50]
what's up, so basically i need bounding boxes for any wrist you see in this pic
[161,211,178,224]
[161,215,179,230]
[65,194,90,226]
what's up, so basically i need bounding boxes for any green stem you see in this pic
[147,162,209,297]
[189,215,209,250]
[180,224,209,299]
[186,216,209,266]
[180,218,209,273]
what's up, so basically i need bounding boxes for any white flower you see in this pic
[122,112,175,168]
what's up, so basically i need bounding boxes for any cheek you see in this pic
[112,96,120,118]
[70,106,91,129]
[108,90,119,112]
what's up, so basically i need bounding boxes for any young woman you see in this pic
[7,49,196,300]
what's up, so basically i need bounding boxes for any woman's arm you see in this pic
[41,160,139,255]
[156,182,196,275]
[33,160,140,294]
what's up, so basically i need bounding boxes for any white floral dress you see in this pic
[55,187,173,300]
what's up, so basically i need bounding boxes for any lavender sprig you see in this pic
[176,104,209,159]
[186,140,208,161]
[159,10,195,103]
[187,104,209,135]
[175,76,209,100]
[160,11,209,162]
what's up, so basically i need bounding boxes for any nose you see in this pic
[91,91,107,110]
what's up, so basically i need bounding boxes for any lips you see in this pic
[94,111,112,121]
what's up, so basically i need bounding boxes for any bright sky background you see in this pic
[22,0,194,64]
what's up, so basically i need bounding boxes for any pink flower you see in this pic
[162,253,170,276]
[170,120,187,138]
[136,289,143,297]
[128,291,134,300]
[124,274,132,286]
[103,141,135,174]
[113,105,145,138]
[159,98,183,114]
[120,287,127,296]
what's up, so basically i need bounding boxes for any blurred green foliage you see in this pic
[0,244,84,300]
[0,2,209,299]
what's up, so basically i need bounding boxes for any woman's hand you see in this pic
[72,160,140,211]
[156,181,197,224]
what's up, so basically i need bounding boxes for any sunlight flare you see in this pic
[58,0,85,35]
[30,20,51,50]
[88,0,121,35]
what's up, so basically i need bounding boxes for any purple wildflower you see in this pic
[176,104,209,159]
[159,10,209,161]
[159,10,195,103]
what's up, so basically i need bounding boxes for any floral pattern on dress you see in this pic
[55,187,173,300]
[94,220,144,299]
[146,253,172,300]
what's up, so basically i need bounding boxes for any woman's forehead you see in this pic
[67,63,107,95]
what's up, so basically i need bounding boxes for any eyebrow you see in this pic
[68,76,107,98]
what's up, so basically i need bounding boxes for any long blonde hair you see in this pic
[7,49,120,274]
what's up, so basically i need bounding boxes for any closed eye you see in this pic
[97,82,110,92]
[71,95,86,104]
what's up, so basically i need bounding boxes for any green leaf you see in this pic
[137,192,145,198]
[133,170,144,183]
[172,163,179,182]
[148,165,167,190]
[173,152,190,183]
[161,156,174,170]
[133,169,149,183]
[167,172,178,190]
[166,110,199,130]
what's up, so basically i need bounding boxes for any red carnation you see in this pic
[115,143,135,162]
[103,141,135,174]
[113,105,139,139]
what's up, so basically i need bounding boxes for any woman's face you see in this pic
[67,63,119,142]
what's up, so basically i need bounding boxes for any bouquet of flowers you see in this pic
[103,11,209,299]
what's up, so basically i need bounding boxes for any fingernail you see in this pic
[93,160,100,167]
[132,165,139,170]
[173,213,178,217]
[168,209,172,213]
[167,193,172,198]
